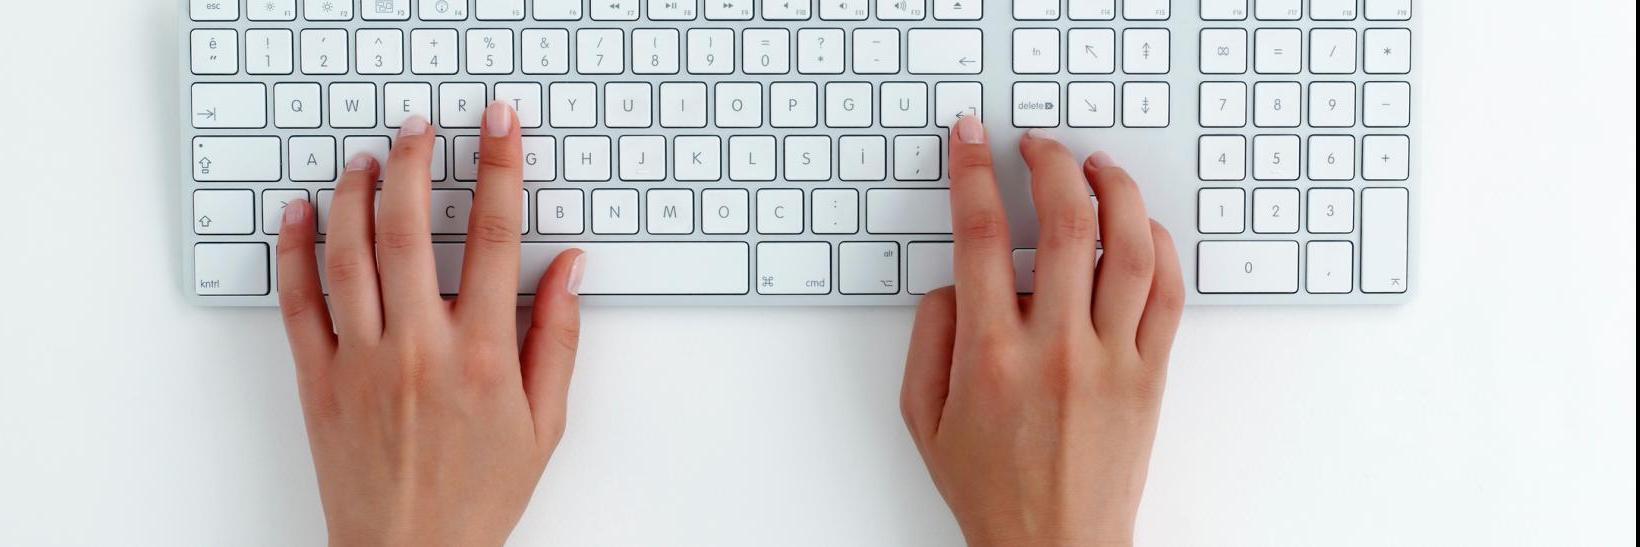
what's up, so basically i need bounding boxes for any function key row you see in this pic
[193,0,971,22]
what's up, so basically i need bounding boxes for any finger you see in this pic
[946,116,1020,331]
[1018,130,1098,323]
[520,250,586,450]
[374,115,443,322]
[456,102,525,324]
[324,156,384,341]
[1084,153,1156,340]
[275,198,337,367]
[1136,220,1185,365]
[901,287,957,448]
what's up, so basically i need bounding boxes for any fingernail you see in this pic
[485,101,515,138]
[398,115,429,137]
[565,253,587,296]
[345,154,376,173]
[1024,128,1055,142]
[283,198,309,226]
[1087,151,1117,169]
[953,116,986,144]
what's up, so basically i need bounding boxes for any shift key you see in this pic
[193,137,282,182]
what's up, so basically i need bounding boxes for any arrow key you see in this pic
[194,190,256,235]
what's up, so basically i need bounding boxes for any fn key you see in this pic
[194,243,269,296]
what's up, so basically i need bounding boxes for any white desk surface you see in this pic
[1,1,1635,545]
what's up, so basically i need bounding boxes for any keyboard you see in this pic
[180,0,1416,306]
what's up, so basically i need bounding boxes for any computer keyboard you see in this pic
[180,0,1415,306]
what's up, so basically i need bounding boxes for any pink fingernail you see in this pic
[566,253,587,296]
[1088,151,1118,169]
[398,115,429,137]
[1024,128,1055,142]
[345,154,376,173]
[484,101,515,138]
[283,198,309,226]
[953,116,986,144]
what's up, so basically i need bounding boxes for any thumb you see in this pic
[521,249,586,450]
[901,287,958,450]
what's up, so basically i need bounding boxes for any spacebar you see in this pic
[449,242,749,296]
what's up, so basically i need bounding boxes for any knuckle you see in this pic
[468,213,519,246]
[1102,251,1156,280]
[278,288,323,321]
[954,210,1008,241]
[478,149,521,171]
[949,151,995,173]
[374,229,426,252]
[551,322,582,355]
[1043,209,1098,243]
[459,346,512,388]
[325,256,371,285]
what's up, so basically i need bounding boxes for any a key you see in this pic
[934,82,981,128]
[1253,81,1300,127]
[384,83,433,127]
[878,0,926,20]
[507,243,749,295]
[1360,188,1409,293]
[706,0,755,19]
[757,243,832,294]
[422,0,471,19]
[1013,0,1058,20]
[1365,28,1412,74]
[839,242,900,294]
[673,136,722,181]
[1253,28,1301,74]
[193,137,281,182]
[289,136,337,182]
[1252,188,1300,234]
[1306,242,1354,294]
[1310,0,1355,20]
[1199,82,1247,127]
[714,83,763,127]
[1012,29,1061,74]
[300,29,348,74]
[245,30,294,74]
[826,82,874,127]
[1067,28,1115,74]
[838,136,887,180]
[771,83,819,127]
[467,29,514,74]
[1366,0,1411,20]
[934,0,981,19]
[646,189,694,234]
[1198,135,1246,181]
[362,0,411,19]
[1362,135,1410,180]
[620,136,667,181]
[523,136,557,181]
[426,190,475,235]
[522,29,570,74]
[411,29,459,74]
[687,29,734,74]
[633,29,681,74]
[536,189,584,234]
[702,189,750,234]
[476,0,526,19]
[193,190,255,235]
[1202,0,1247,19]
[907,29,982,74]
[532,0,580,19]
[852,29,900,74]
[1013,82,1060,128]
[784,136,833,180]
[1124,0,1169,20]
[1067,82,1115,128]
[1307,188,1355,234]
[1255,0,1300,19]
[1197,241,1300,294]
[812,189,860,234]
[357,29,404,75]
[1199,28,1247,74]
[1122,28,1169,74]
[304,0,355,20]
[649,0,698,19]
[564,137,613,182]
[893,135,941,181]
[1122,82,1169,127]
[591,189,639,234]
[192,0,241,20]
[1067,0,1113,20]
[191,83,267,129]
[881,83,929,128]
[577,29,624,73]
[756,189,805,234]
[1309,81,1356,127]
[729,136,777,181]
[762,0,812,19]
[342,136,391,177]
[262,190,310,235]
[1197,188,1246,234]
[605,82,654,128]
[548,82,596,127]
[797,28,845,74]
[1309,28,1358,74]
[1307,135,1355,181]
[1252,134,1299,180]
[866,189,951,234]
[906,242,954,294]
[743,29,791,74]
[250,0,298,19]
[495,82,543,127]
[822,0,869,19]
[660,83,708,127]
[328,83,377,128]
[1363,82,1411,127]
[190,30,239,75]
[194,244,269,296]
[440,82,488,127]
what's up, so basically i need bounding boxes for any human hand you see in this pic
[901,117,1186,547]
[274,102,585,546]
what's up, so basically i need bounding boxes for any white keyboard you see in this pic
[180,0,1416,306]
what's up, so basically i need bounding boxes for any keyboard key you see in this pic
[190,30,239,74]
[1363,82,1411,127]
[744,28,791,74]
[1013,29,1060,74]
[646,189,695,234]
[1305,241,1354,294]
[867,189,952,234]
[262,190,310,235]
[1253,81,1300,127]
[1199,28,1247,74]
[576,29,624,74]
[1362,135,1410,180]
[1307,135,1354,181]
[536,189,585,234]
[762,0,812,19]
[1122,82,1169,127]
[548,82,596,128]
[633,29,681,74]
[702,189,750,234]
[838,136,887,180]
[1124,0,1169,20]
[191,84,267,129]
[193,137,282,182]
[1122,29,1170,73]
[878,0,926,19]
[881,83,929,127]
[906,242,955,294]
[1067,82,1115,127]
[304,0,354,21]
[1201,0,1247,20]
[706,0,754,19]
[1365,28,1412,74]
[591,189,639,234]
[1255,0,1300,20]
[784,135,832,180]
[812,189,860,234]
[934,82,982,128]
[521,29,571,74]
[564,136,613,181]
[1012,82,1060,127]
[714,82,762,128]
[300,29,348,74]
[674,136,722,180]
[1067,29,1115,74]
[729,136,777,181]
[467,29,514,74]
[274,83,322,128]
[411,29,459,74]
[193,190,256,235]
[908,29,983,74]
[605,82,654,127]
[289,136,337,182]
[1197,135,1245,181]
[195,243,269,296]
[495,82,543,127]
[245,30,295,74]
[1253,28,1301,74]
[839,242,901,294]
[757,243,832,294]
[823,0,870,19]
[385,83,434,128]
[687,29,734,74]
[1309,0,1355,20]
[522,136,557,181]
[825,82,873,127]
[362,0,411,20]
[1307,188,1355,233]
[934,0,981,19]
[1365,0,1410,20]
[192,0,240,20]
[1199,82,1247,127]
[797,29,846,74]
[512,243,751,295]
[660,83,708,127]
[423,0,472,19]
[757,189,805,234]
[1252,188,1299,234]
[328,83,377,128]
[771,82,819,127]
[893,135,941,180]
[1197,241,1299,294]
[649,0,699,19]
[1251,134,1299,180]
[1197,188,1246,234]
[343,136,391,178]
[619,136,667,181]
[853,29,900,73]
[477,0,526,19]
[1309,28,1357,74]
[1308,82,1355,127]
[1361,188,1409,293]
[1013,0,1059,20]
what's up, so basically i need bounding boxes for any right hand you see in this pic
[901,116,1186,546]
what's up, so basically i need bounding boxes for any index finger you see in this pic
[946,116,1020,330]
[456,101,525,324]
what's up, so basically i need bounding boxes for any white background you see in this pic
[1,1,1635,545]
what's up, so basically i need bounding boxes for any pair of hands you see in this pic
[276,103,1184,546]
